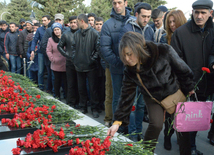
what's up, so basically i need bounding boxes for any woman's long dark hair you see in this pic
[119,31,150,68]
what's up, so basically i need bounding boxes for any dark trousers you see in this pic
[143,95,191,154]
[66,63,79,106]
[53,71,67,99]
[77,69,99,111]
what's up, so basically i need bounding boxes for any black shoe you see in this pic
[164,136,172,150]
[208,132,214,145]
[137,134,143,141]
[92,111,99,118]
[80,108,88,114]
[143,115,149,123]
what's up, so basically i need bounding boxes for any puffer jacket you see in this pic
[119,17,154,42]
[100,7,132,74]
[0,27,9,54]
[71,25,99,72]
[5,31,20,55]
[114,41,195,126]
[19,29,32,58]
[31,26,46,53]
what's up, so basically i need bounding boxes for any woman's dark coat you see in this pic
[114,41,195,126]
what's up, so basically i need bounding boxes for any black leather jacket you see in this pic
[57,28,78,67]
[72,25,100,72]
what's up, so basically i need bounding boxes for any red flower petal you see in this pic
[202,67,210,73]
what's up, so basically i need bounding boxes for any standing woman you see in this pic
[160,10,187,150]
[46,23,67,100]
[107,32,195,155]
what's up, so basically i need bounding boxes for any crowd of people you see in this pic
[0,0,214,154]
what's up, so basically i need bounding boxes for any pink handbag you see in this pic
[174,101,213,132]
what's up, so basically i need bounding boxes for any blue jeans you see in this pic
[128,87,145,137]
[9,55,21,74]
[111,73,123,116]
[46,66,54,93]
[29,70,38,83]
[38,53,45,90]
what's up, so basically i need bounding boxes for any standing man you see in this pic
[0,21,9,57]
[5,22,21,73]
[19,18,25,30]
[100,0,131,128]
[94,17,104,33]
[88,13,97,28]
[31,15,51,91]
[19,20,33,59]
[118,2,153,141]
[171,0,214,154]
[100,0,131,133]
[72,14,100,118]
[57,16,79,109]
[151,9,165,43]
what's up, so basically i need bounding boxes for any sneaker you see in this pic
[191,150,197,155]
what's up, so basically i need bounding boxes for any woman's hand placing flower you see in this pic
[107,124,120,137]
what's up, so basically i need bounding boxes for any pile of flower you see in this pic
[0,71,154,155]
[11,123,111,155]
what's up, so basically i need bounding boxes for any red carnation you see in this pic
[210,119,213,124]
[36,95,41,99]
[202,67,210,73]
[75,124,80,127]
[12,147,21,155]
[76,138,80,144]
[1,118,6,124]
[52,145,58,153]
[126,144,133,147]
[131,106,136,111]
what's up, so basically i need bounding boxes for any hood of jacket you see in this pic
[125,16,151,33]
[110,7,132,22]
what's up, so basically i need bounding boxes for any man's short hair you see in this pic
[69,16,77,22]
[34,23,40,27]
[95,17,104,23]
[87,13,97,19]
[1,20,7,25]
[135,3,152,15]
[10,22,16,26]
[15,24,19,27]
[78,14,88,24]
[151,9,164,19]
[42,15,51,20]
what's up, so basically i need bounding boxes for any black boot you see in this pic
[164,136,172,150]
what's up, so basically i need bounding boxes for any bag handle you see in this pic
[136,73,161,105]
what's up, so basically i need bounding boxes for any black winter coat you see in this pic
[0,27,9,54]
[19,29,32,58]
[72,25,99,72]
[57,28,78,68]
[114,41,195,126]
[171,16,214,97]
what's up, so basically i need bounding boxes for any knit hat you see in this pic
[25,20,34,25]
[54,13,64,20]
[157,5,168,12]
[19,18,25,23]
[51,23,62,31]
[192,0,213,9]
